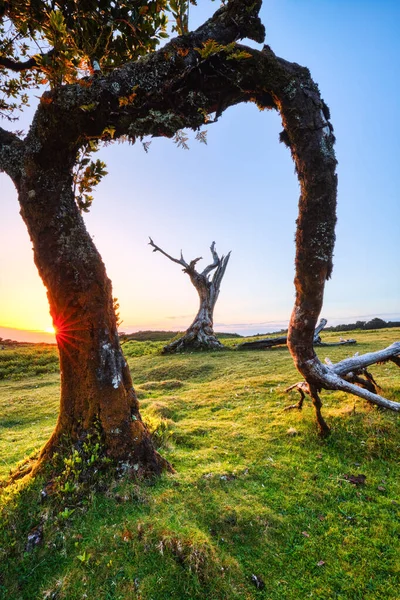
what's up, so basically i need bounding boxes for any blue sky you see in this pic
[0,0,399,341]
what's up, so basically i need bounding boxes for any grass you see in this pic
[0,329,399,599]
[0,345,58,381]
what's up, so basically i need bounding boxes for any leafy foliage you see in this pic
[0,0,175,118]
[169,0,198,35]
[113,297,123,328]
[72,142,108,212]
[195,130,207,144]
[194,39,252,64]
[195,39,236,59]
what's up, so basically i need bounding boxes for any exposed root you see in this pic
[162,330,224,354]
[284,382,307,410]
[310,385,330,437]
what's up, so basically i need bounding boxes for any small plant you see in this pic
[145,415,175,450]
[51,423,108,504]
[76,550,91,564]
[58,507,75,520]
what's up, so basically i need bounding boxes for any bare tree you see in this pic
[149,239,230,352]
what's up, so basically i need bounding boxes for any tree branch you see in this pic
[212,251,231,290]
[0,126,24,180]
[239,318,329,350]
[286,343,400,414]
[25,0,269,158]
[0,49,54,72]
[332,342,400,377]
[148,237,188,269]
[202,241,220,277]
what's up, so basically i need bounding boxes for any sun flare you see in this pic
[44,326,56,334]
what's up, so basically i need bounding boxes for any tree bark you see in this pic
[149,239,230,353]
[15,158,168,475]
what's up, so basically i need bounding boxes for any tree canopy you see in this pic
[0,0,186,117]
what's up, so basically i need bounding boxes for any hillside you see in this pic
[0,329,399,599]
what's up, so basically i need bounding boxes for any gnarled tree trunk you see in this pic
[270,47,400,433]
[14,152,168,475]
[149,239,230,352]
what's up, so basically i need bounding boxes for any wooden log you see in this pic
[239,318,329,350]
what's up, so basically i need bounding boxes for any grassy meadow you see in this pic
[0,329,399,599]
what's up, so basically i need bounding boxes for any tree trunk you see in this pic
[162,272,224,353]
[17,161,167,475]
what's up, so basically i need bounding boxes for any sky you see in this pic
[1,0,400,343]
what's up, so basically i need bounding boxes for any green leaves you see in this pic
[227,50,253,61]
[195,39,234,59]
[79,102,99,112]
[73,143,108,213]
[194,40,252,62]
[169,0,190,35]
[0,0,174,118]
[76,550,91,564]
[48,10,68,38]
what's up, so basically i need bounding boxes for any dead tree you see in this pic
[149,239,230,353]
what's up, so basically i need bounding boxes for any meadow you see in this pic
[0,329,399,599]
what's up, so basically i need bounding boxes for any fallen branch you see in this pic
[285,342,400,433]
[238,318,354,350]
[315,339,356,347]
[238,335,288,350]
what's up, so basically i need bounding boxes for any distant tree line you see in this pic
[253,317,400,338]
[325,318,400,332]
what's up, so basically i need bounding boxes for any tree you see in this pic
[0,0,399,476]
[149,239,230,353]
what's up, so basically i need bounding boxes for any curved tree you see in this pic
[149,239,230,353]
[0,0,399,478]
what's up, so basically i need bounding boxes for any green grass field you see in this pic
[0,329,399,599]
